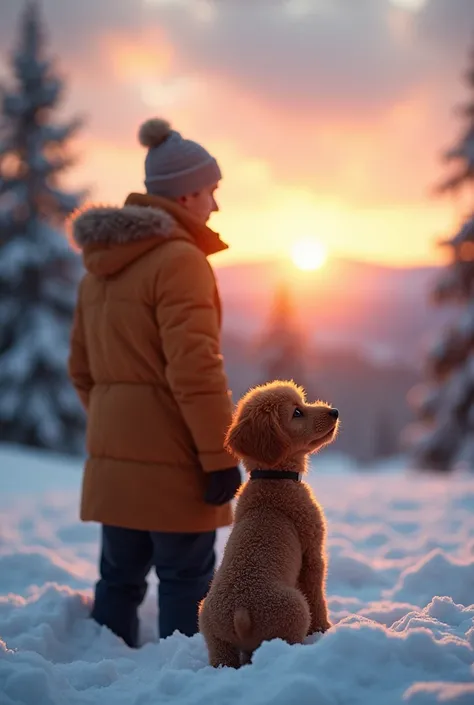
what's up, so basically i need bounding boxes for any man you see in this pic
[68,118,241,647]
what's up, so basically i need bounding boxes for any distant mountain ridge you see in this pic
[214,256,453,366]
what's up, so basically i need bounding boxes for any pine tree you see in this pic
[372,409,397,461]
[436,41,474,212]
[0,2,86,455]
[258,282,309,390]
[407,41,474,472]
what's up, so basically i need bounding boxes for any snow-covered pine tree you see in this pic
[0,1,86,455]
[406,41,474,472]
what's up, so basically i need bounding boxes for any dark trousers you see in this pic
[91,524,216,647]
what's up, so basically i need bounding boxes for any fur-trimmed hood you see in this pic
[69,193,228,277]
[71,204,175,248]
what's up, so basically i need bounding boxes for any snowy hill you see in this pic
[0,444,473,704]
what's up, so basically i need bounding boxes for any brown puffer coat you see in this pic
[68,192,235,532]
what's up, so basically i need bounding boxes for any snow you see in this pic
[0,445,473,704]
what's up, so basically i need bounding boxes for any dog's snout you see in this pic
[328,408,339,420]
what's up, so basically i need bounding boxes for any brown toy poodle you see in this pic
[199,380,339,668]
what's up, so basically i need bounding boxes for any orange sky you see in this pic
[2,0,473,268]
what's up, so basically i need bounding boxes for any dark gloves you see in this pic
[204,466,242,505]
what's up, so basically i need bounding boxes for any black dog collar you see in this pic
[250,469,301,482]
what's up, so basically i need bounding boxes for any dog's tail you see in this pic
[233,607,252,643]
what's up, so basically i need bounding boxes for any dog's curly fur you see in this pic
[199,380,339,668]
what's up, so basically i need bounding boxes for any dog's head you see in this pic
[225,381,339,469]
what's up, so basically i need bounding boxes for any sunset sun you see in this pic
[291,238,328,271]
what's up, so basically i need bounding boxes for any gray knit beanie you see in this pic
[138,118,222,199]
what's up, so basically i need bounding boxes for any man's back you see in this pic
[69,198,235,533]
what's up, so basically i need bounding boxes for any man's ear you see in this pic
[225,405,286,467]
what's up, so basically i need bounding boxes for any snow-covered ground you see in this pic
[0,444,473,705]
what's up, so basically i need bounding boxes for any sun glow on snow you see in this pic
[291,238,328,271]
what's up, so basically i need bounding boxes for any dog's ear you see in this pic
[225,404,287,466]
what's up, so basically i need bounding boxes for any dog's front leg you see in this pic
[299,550,331,635]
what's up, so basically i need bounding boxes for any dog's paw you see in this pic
[310,621,332,635]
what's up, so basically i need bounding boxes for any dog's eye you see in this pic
[293,408,303,418]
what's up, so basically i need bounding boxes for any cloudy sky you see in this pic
[1,0,474,266]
